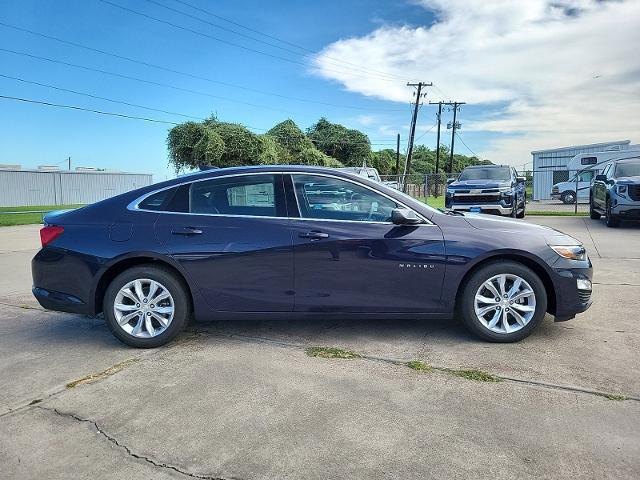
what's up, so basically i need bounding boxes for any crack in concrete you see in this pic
[582,217,602,258]
[37,406,234,480]
[205,330,640,402]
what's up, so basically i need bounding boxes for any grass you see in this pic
[405,361,432,372]
[449,369,501,382]
[65,358,139,389]
[602,393,627,401]
[417,196,587,216]
[305,346,362,359]
[0,204,83,226]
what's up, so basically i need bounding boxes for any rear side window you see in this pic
[189,174,285,217]
[138,187,176,211]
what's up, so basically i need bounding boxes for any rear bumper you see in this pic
[32,286,92,315]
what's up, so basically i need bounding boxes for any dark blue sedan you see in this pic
[32,166,593,347]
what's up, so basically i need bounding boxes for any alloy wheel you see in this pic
[114,278,175,338]
[474,274,536,334]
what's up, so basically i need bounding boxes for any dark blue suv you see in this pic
[32,165,591,348]
[445,165,526,217]
[590,157,640,227]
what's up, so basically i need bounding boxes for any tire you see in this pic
[589,194,601,220]
[458,261,548,342]
[103,265,191,348]
[606,199,620,228]
[560,191,576,205]
[516,196,526,218]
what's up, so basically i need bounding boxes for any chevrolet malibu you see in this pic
[32,166,593,348]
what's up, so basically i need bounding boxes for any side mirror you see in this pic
[447,178,456,185]
[595,174,607,182]
[516,176,526,184]
[391,208,423,225]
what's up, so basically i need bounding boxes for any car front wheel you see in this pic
[458,261,547,342]
[606,199,620,227]
[103,265,190,348]
[560,191,576,204]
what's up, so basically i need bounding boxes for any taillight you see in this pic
[40,225,64,247]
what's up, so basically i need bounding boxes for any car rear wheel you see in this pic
[589,194,601,219]
[560,191,576,204]
[103,265,190,348]
[458,261,547,342]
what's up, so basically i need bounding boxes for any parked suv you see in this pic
[590,157,640,227]
[445,165,526,217]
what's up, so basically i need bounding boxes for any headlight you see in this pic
[498,186,512,193]
[552,186,559,193]
[550,245,587,261]
[617,185,627,194]
[446,188,455,195]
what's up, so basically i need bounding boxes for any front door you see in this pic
[154,173,293,312]
[287,173,446,313]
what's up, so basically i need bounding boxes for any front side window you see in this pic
[292,174,398,222]
[189,174,283,217]
[614,160,640,178]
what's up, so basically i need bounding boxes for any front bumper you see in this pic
[551,263,593,321]
[551,193,561,200]
[611,201,640,218]
[450,203,513,214]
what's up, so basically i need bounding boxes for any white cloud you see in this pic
[313,0,640,165]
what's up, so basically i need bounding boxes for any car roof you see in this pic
[615,157,640,163]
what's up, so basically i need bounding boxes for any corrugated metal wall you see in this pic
[531,141,630,200]
[0,170,153,207]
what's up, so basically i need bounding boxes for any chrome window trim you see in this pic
[127,170,434,226]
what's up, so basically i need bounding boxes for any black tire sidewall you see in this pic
[459,261,548,342]
[103,265,190,348]
[606,199,620,227]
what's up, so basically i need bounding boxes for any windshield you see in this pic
[458,167,511,181]
[615,161,640,178]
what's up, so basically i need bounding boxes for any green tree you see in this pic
[307,118,371,167]
[205,120,263,167]
[267,119,314,155]
[166,122,225,173]
[369,149,397,175]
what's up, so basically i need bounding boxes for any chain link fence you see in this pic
[380,170,592,214]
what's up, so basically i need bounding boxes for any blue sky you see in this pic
[1,0,638,180]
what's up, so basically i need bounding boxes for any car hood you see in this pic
[462,214,581,245]
[449,180,509,189]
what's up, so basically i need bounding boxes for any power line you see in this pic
[0,93,397,145]
[455,132,479,158]
[0,21,405,112]
[168,0,409,82]
[97,0,400,84]
[150,0,407,82]
[0,73,204,121]
[0,47,322,117]
[0,94,181,125]
[415,122,437,142]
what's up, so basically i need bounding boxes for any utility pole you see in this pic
[395,133,400,176]
[428,101,443,195]
[68,156,71,170]
[403,81,432,191]
[448,102,466,172]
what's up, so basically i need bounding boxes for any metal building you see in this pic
[531,140,631,200]
[0,167,153,207]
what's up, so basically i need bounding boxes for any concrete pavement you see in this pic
[0,218,639,479]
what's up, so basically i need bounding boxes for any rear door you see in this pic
[153,173,293,312]
[286,173,446,313]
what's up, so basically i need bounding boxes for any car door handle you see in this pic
[171,226,203,236]
[299,231,329,240]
